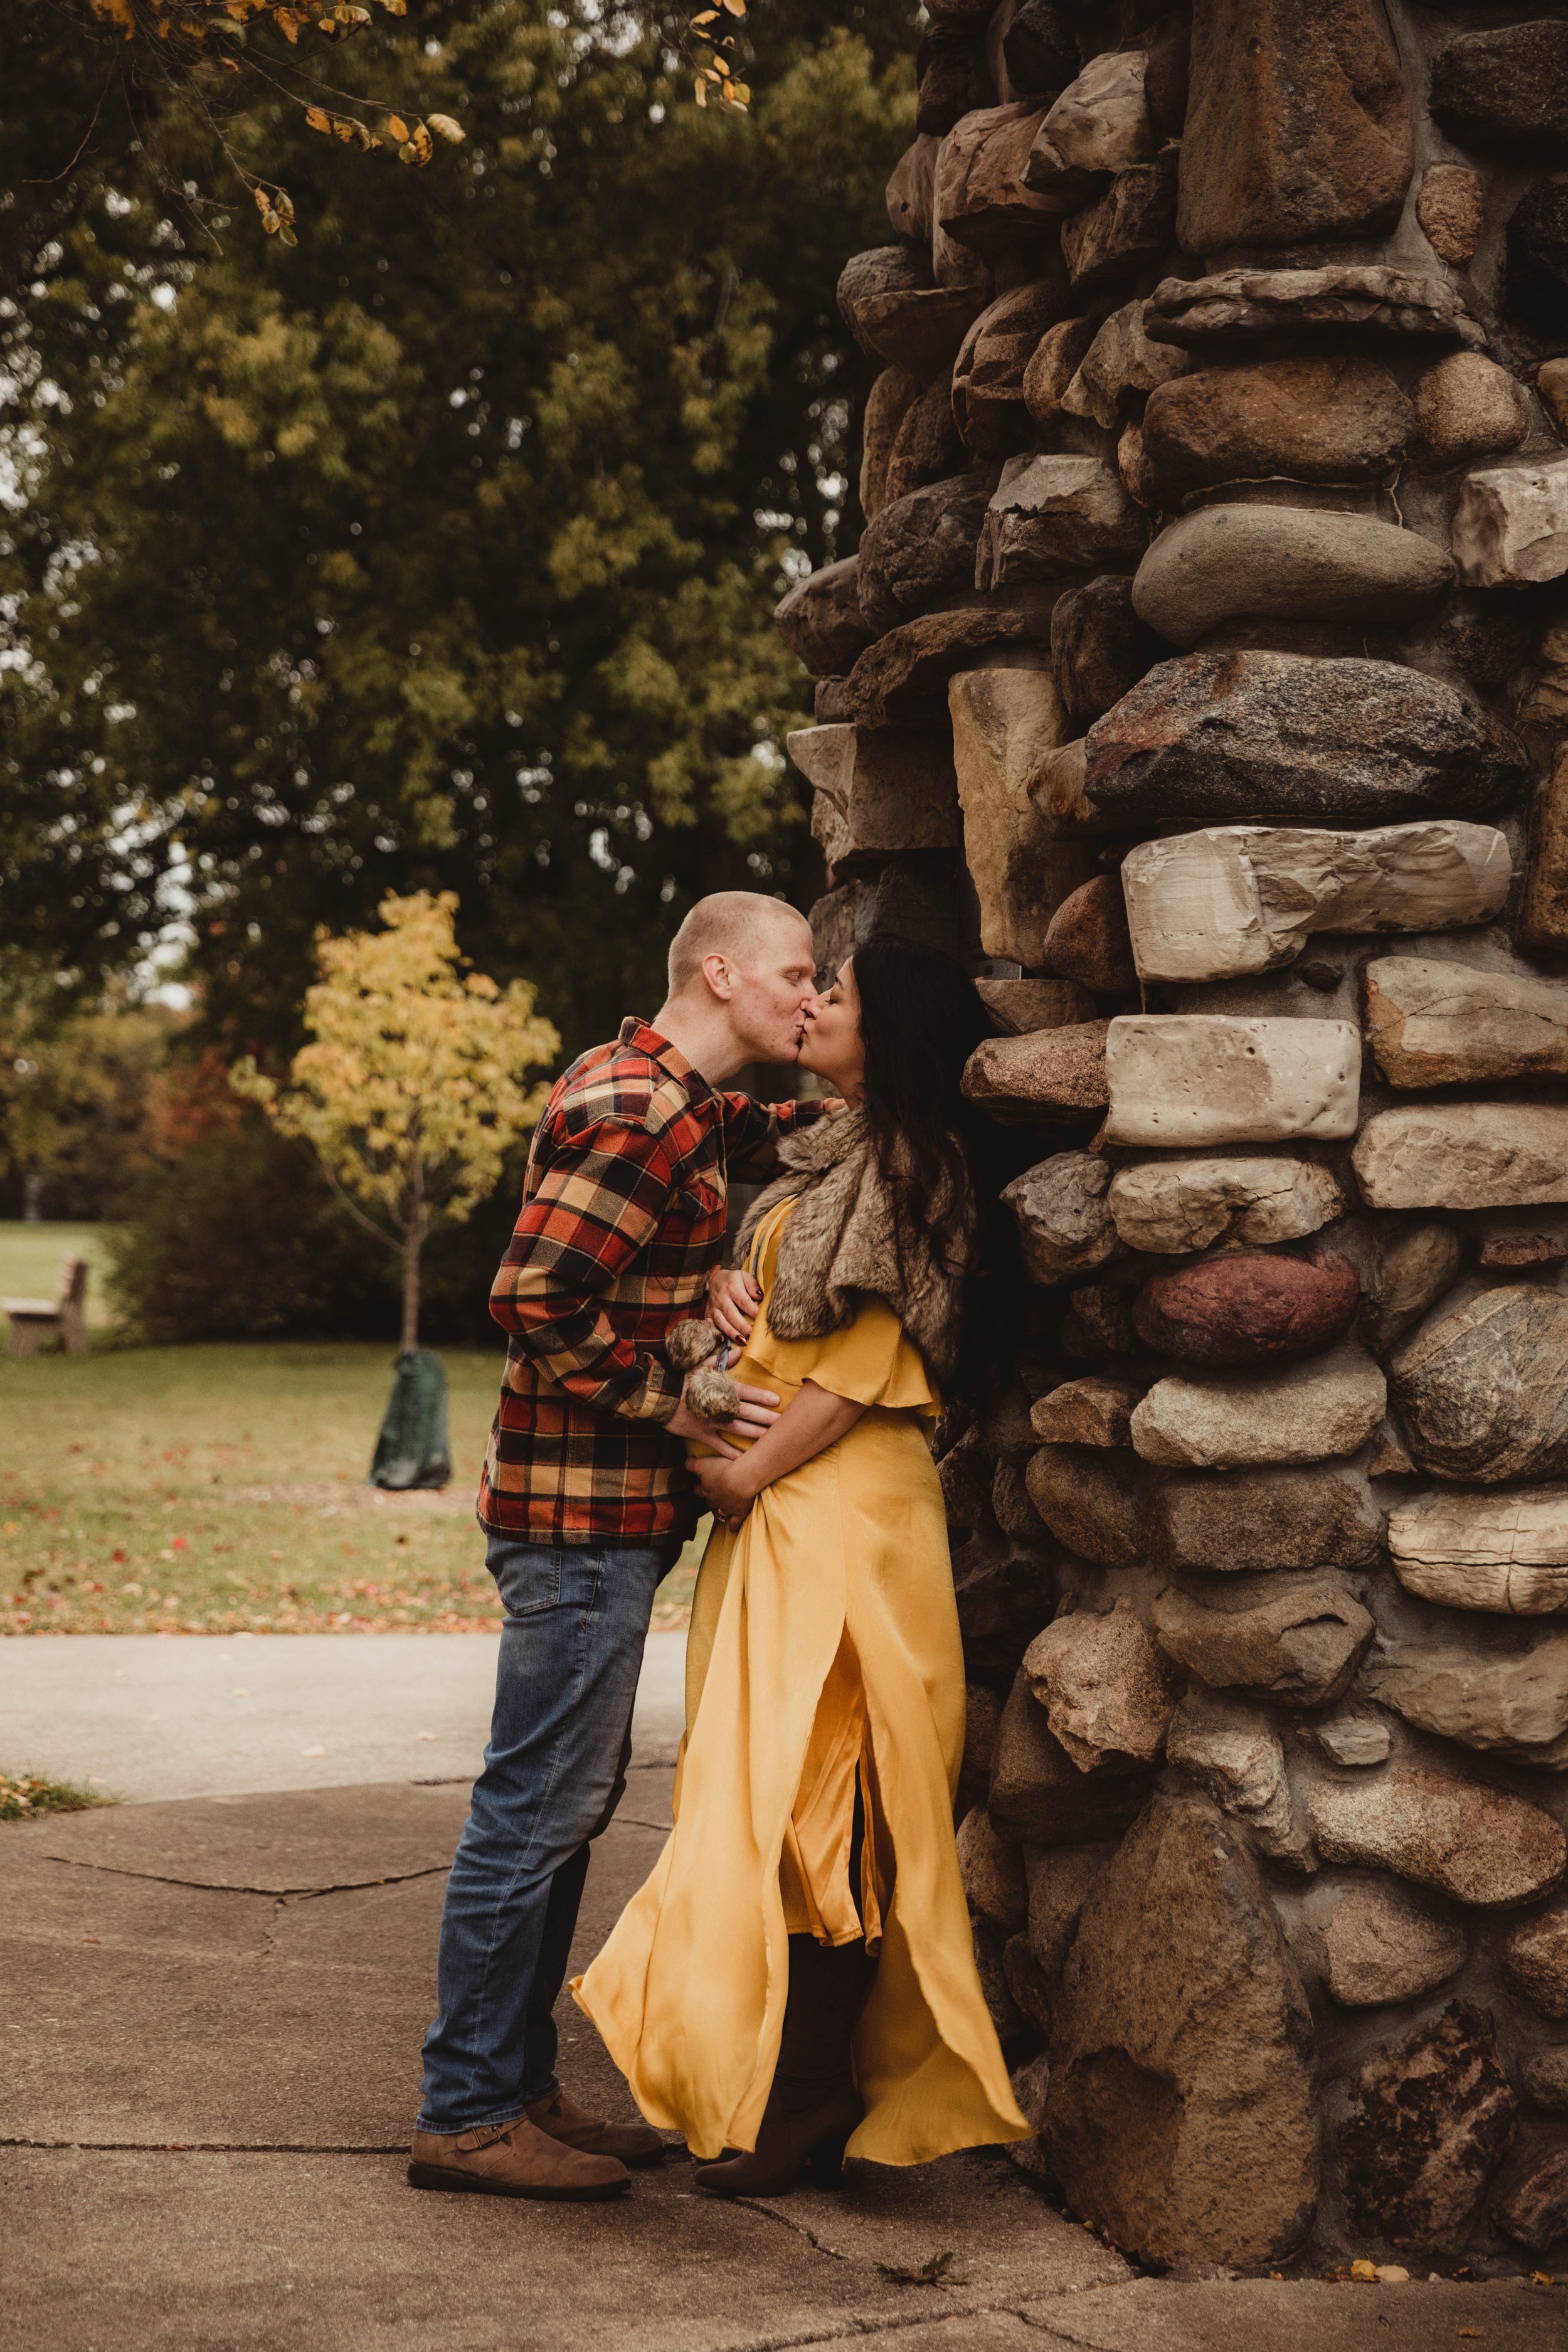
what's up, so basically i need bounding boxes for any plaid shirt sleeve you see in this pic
[719,1093,829,1182]
[489,1116,684,1424]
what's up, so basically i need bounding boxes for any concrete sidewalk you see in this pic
[4,1772,1562,2349]
[0,1629,688,1800]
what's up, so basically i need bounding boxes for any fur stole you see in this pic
[734,1106,973,1385]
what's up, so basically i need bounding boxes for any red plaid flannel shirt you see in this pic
[477,1017,824,1547]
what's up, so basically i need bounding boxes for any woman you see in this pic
[575,935,1030,2192]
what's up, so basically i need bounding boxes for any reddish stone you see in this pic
[1133,1247,1360,1369]
[961,1022,1110,1123]
[1042,874,1138,996]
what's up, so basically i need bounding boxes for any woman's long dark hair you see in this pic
[850,933,1019,1402]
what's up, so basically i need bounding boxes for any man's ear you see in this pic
[700,951,734,1002]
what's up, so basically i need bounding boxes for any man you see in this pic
[410,891,828,2201]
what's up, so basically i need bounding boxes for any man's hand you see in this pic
[707,1265,760,1346]
[668,1374,781,1456]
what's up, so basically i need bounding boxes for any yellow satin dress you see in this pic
[574,1199,1030,2166]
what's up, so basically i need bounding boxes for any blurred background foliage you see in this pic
[1,0,916,1337]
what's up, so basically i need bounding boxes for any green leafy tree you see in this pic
[3,0,916,1060]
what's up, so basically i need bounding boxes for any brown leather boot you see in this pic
[525,2083,668,2167]
[408,2115,629,2200]
[696,1936,876,2199]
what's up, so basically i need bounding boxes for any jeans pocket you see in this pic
[490,1544,566,1619]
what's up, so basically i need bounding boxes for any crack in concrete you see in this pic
[721,2195,852,2262]
[37,1853,451,1899]
[697,2295,1093,2352]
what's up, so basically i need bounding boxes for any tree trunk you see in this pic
[400,1158,425,1355]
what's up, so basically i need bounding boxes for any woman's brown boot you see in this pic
[695,1934,876,2198]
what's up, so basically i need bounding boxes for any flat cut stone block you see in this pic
[1453,455,1568,588]
[790,723,960,875]
[1104,1015,1360,1148]
[1107,1154,1345,1253]
[1120,821,1510,985]
[1304,1762,1566,1909]
[1389,1486,1568,1616]
[1132,508,1452,652]
[1130,1346,1385,1471]
[1155,1461,1384,1576]
[1365,956,1568,1087]
[1371,1636,1568,1769]
[1353,1103,1568,1210]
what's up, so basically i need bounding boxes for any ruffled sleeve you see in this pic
[743,1199,940,1416]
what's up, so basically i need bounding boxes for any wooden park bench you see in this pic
[3,1254,89,1356]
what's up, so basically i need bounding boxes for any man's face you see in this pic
[726,919,820,1064]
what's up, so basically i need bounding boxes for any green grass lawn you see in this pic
[0,1222,123,1330]
[1,1341,701,1636]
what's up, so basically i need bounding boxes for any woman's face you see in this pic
[798,956,866,1099]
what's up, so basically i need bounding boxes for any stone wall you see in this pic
[775,0,1568,2277]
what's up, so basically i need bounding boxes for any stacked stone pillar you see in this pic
[776,0,1568,2275]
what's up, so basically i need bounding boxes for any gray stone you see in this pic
[1141,355,1411,499]
[1104,1014,1361,1150]
[1522,744,1568,957]
[883,372,965,505]
[1041,874,1138,997]
[1505,1902,1568,2021]
[1310,1715,1391,1768]
[963,1022,1109,1124]
[1034,49,1154,179]
[1143,267,1486,352]
[974,1912,1028,2043]
[1024,1600,1177,1772]
[935,103,1057,258]
[964,1682,1003,1782]
[859,365,922,521]
[1081,652,1526,829]
[1030,1378,1143,1449]
[1062,300,1190,433]
[1495,2149,1568,2257]
[1002,1,1079,101]
[1178,0,1411,257]
[1002,1151,1126,1286]
[1153,1580,1373,1712]
[956,1803,1029,1929]
[1542,358,1568,439]
[953,278,1072,458]
[1507,176,1568,339]
[1362,1223,1465,1355]
[1429,22,1568,168]
[1165,1697,1301,1861]
[1131,1347,1385,1471]
[948,665,1098,967]
[773,556,877,676]
[1026,1446,1152,1571]
[1004,1928,1056,2035]
[1388,1486,1568,1618]
[1120,821,1510,987]
[1154,1461,1384,1577]
[1044,1793,1319,2269]
[1340,2007,1517,2254]
[858,469,997,631]
[1412,354,1530,474]
[837,591,1060,729]
[839,243,932,352]
[1391,1285,1568,1486]
[1371,1638,1568,1769]
[1452,457,1568,591]
[885,134,938,244]
[1418,163,1486,266]
[1106,1154,1346,1255]
[989,1667,1154,1849]
[1303,1761,1567,1908]
[859,280,992,381]
[1025,1841,1116,1975]
[1023,314,1098,429]
[1365,958,1568,1089]
[1522,2051,1568,2114]
[993,1454,1049,1545]
[1062,151,1179,296]
[1131,509,1453,652]
[788,722,960,877]
[1353,1104,1568,1214]
[954,1547,1059,1682]
[977,453,1148,590]
[1049,575,1166,733]
[975,975,1097,1034]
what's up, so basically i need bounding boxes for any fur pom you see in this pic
[667,1317,723,1373]
[686,1364,741,1423]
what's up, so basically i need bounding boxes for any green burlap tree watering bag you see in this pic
[369,1350,452,1491]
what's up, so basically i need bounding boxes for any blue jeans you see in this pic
[418,1532,678,2134]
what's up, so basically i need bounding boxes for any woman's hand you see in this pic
[706,1264,760,1346]
[691,1449,758,1530]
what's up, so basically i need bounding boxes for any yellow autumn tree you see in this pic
[233,891,558,1351]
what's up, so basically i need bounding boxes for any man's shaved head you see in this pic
[665,891,813,997]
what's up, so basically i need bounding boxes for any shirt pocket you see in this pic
[678,1172,727,1226]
